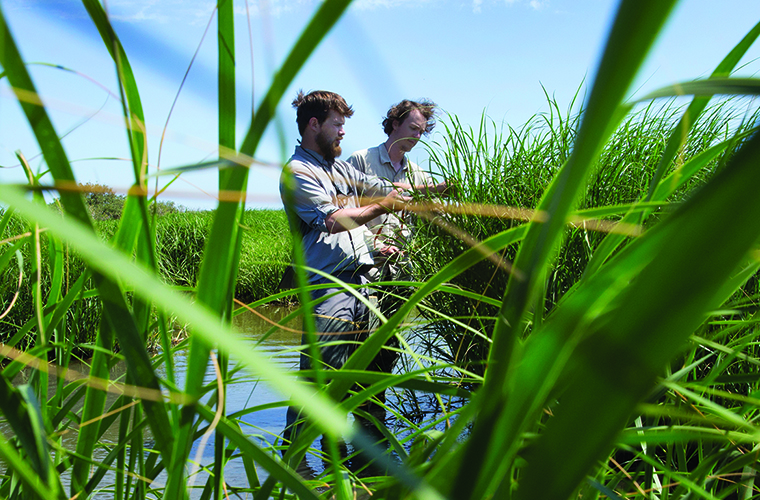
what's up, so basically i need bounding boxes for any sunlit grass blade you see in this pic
[218,0,235,155]
[515,125,760,499]
[448,1,679,498]
[642,77,760,100]
[210,1,236,497]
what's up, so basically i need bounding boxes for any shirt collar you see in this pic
[379,142,407,172]
[295,145,332,168]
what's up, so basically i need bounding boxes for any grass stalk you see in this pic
[4,0,760,498]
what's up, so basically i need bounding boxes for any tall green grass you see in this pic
[1,209,291,351]
[155,209,291,302]
[416,94,760,376]
[2,0,760,499]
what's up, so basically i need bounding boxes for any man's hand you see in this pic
[434,181,456,197]
[393,181,456,198]
[380,188,412,212]
[375,243,404,265]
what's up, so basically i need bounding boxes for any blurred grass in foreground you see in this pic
[2,0,760,499]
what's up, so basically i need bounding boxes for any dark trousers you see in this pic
[284,273,371,444]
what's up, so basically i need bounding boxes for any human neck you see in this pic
[301,137,321,155]
[385,138,405,171]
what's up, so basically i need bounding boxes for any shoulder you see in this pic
[286,150,320,175]
[346,148,371,171]
[349,145,386,172]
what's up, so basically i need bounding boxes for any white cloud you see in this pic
[105,0,216,25]
[502,0,547,8]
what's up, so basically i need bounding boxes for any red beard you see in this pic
[316,130,342,161]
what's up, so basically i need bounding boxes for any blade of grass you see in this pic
[516,120,760,500]
[210,2,236,498]
[448,1,679,498]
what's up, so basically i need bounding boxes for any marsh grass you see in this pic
[0,209,290,351]
[155,209,291,302]
[415,94,760,376]
[3,1,760,499]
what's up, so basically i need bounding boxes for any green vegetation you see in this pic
[414,95,759,376]
[62,182,186,221]
[153,209,291,302]
[2,0,760,499]
[1,209,290,348]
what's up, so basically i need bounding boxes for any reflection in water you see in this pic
[3,305,458,498]
[154,305,304,496]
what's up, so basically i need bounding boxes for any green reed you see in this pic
[0,209,291,353]
[416,94,760,377]
[2,0,760,499]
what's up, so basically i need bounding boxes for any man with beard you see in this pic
[280,90,414,444]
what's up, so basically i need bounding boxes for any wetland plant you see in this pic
[2,0,760,499]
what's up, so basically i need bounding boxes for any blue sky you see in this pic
[1,0,760,210]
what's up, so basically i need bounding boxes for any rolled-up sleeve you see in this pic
[285,163,338,233]
[360,172,393,197]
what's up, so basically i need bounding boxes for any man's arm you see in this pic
[393,181,452,196]
[325,188,409,233]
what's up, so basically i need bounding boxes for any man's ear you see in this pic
[308,116,320,132]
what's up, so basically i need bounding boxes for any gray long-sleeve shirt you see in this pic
[347,143,431,257]
[280,146,393,283]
